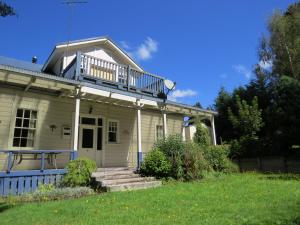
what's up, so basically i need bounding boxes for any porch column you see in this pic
[211,115,217,145]
[182,119,186,141]
[136,100,143,168]
[163,111,168,138]
[73,88,81,159]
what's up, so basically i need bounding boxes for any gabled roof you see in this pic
[42,36,143,72]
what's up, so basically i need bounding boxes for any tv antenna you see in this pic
[62,0,87,69]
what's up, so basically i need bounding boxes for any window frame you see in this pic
[107,119,119,144]
[155,124,164,141]
[11,108,38,149]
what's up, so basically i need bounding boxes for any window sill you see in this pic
[107,142,121,145]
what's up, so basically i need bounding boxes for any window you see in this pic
[108,120,118,143]
[13,109,37,147]
[156,125,164,140]
[81,117,96,125]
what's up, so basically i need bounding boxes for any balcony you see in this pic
[63,52,166,97]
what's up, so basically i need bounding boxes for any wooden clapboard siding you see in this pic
[0,86,184,169]
[127,111,184,167]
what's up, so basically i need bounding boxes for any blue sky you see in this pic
[0,0,297,107]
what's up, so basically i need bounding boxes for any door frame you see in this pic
[78,113,105,167]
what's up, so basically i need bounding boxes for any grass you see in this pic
[1,173,300,225]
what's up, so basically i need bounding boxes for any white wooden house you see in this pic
[0,36,217,172]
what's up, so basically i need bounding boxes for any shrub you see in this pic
[203,145,239,173]
[140,149,171,178]
[183,143,211,180]
[154,134,185,158]
[154,135,185,179]
[193,123,211,146]
[63,158,96,187]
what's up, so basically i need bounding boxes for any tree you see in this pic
[0,1,16,17]
[258,2,300,80]
[214,2,300,158]
[187,101,203,126]
[228,96,263,137]
[193,122,211,146]
[228,96,264,157]
[214,87,235,143]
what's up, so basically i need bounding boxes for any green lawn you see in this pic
[1,173,300,225]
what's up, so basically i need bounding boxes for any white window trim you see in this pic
[107,119,120,144]
[75,113,106,150]
[9,107,38,150]
[155,124,164,141]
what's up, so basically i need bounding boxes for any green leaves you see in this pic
[63,158,97,187]
[228,96,263,137]
[0,1,16,17]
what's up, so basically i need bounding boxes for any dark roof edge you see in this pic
[165,100,218,115]
[0,65,80,85]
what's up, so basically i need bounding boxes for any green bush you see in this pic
[154,134,185,158]
[203,145,239,173]
[193,123,211,146]
[154,135,185,179]
[140,149,171,178]
[63,158,96,187]
[183,143,211,180]
[152,135,212,180]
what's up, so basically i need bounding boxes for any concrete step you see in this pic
[106,180,162,192]
[95,173,140,181]
[92,170,135,178]
[96,167,131,172]
[100,177,156,186]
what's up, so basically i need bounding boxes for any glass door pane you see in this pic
[82,128,94,148]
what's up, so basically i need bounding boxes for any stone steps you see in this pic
[100,177,156,186]
[96,167,129,172]
[107,181,162,192]
[92,167,161,192]
[95,173,140,181]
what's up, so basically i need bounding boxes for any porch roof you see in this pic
[0,55,217,117]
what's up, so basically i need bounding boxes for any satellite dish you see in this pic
[164,79,176,90]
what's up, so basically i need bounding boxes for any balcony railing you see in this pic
[63,52,166,96]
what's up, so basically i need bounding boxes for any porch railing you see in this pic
[63,52,166,96]
[0,150,76,196]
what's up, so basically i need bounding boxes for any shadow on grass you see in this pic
[261,173,300,181]
[0,202,14,213]
[243,216,300,225]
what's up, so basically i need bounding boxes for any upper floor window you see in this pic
[108,120,118,143]
[13,109,37,147]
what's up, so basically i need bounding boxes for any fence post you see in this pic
[40,152,45,171]
[7,151,12,173]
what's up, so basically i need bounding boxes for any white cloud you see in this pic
[259,60,272,70]
[233,64,252,79]
[120,41,130,50]
[136,37,158,60]
[122,37,158,61]
[169,89,197,102]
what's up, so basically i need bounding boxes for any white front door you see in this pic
[78,115,104,167]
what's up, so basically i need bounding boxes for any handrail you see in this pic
[62,57,77,77]
[0,150,76,173]
[61,52,167,95]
